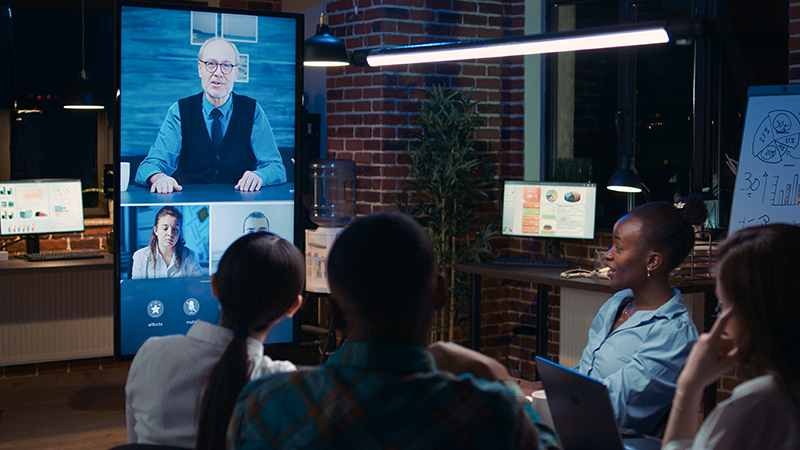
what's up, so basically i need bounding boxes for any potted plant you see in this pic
[395,85,497,342]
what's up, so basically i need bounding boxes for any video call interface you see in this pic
[116,3,301,358]
[501,181,597,240]
[0,179,85,236]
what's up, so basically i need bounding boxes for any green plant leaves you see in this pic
[394,85,498,341]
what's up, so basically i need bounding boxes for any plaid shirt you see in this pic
[228,342,561,450]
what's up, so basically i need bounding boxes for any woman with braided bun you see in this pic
[521,194,707,436]
[125,232,304,449]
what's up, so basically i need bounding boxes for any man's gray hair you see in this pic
[198,37,240,65]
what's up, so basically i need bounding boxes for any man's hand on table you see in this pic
[234,171,263,192]
[148,173,182,194]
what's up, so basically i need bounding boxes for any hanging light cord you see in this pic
[81,0,86,77]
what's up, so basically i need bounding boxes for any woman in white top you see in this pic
[125,232,305,449]
[131,205,204,279]
[661,224,800,450]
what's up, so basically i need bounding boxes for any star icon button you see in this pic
[147,300,164,318]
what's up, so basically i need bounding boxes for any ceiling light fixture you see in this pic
[64,0,104,110]
[352,20,687,67]
[607,153,643,194]
[303,0,349,68]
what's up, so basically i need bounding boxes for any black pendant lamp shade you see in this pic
[607,153,643,193]
[64,0,104,110]
[304,13,349,67]
[64,70,104,110]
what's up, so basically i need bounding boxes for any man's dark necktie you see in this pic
[211,108,223,149]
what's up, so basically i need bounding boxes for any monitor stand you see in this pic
[25,235,40,254]
[544,238,561,260]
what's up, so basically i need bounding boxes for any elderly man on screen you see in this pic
[134,37,286,193]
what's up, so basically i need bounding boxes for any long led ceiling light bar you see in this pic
[358,21,672,67]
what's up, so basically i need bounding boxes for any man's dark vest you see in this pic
[173,92,256,185]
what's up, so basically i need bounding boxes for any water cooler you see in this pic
[305,159,356,293]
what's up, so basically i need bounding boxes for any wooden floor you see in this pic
[0,366,129,449]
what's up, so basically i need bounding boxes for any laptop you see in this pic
[534,356,662,450]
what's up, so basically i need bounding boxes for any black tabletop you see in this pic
[120,183,295,205]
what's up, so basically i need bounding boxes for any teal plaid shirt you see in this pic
[228,342,561,449]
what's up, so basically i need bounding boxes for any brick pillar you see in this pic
[324,0,526,216]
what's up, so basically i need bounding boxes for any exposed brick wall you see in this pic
[0,220,112,256]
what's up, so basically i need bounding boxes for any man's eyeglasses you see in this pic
[199,60,237,75]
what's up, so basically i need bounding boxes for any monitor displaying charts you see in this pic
[0,179,85,237]
[501,180,597,240]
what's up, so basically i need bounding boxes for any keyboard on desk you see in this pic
[491,257,574,268]
[20,251,106,262]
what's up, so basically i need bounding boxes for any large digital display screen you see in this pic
[115,2,303,358]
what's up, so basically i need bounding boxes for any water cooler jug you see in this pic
[305,159,356,293]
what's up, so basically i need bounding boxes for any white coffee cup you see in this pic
[531,389,555,430]
[120,162,130,192]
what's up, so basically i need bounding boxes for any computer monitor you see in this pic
[0,179,85,254]
[501,180,597,247]
[115,2,303,359]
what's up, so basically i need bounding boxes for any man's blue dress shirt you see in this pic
[134,94,286,187]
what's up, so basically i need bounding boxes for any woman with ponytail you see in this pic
[520,194,708,436]
[125,232,304,449]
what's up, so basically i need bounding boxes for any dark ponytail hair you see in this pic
[625,193,708,270]
[196,232,304,450]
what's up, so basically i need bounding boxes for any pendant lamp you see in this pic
[303,1,349,67]
[607,153,642,193]
[64,0,104,110]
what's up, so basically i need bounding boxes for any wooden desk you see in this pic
[0,252,113,273]
[456,263,611,354]
[455,261,718,413]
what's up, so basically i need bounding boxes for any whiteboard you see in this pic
[729,85,800,232]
